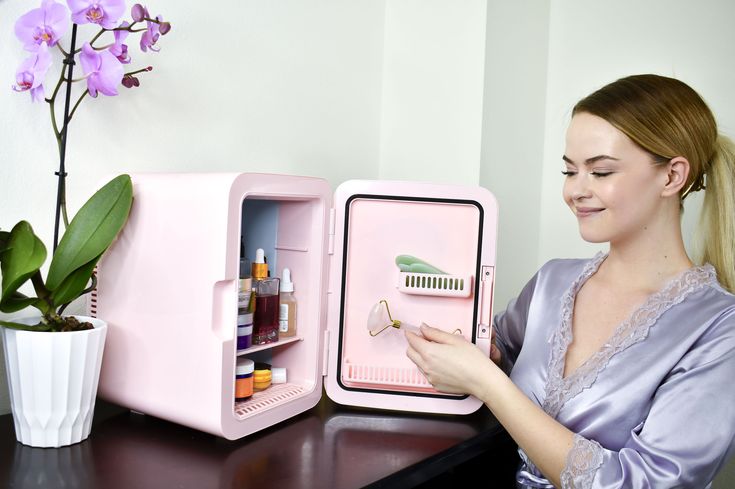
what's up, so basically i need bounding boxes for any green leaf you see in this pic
[0,319,51,332]
[49,254,101,307]
[0,291,39,314]
[0,230,9,253]
[0,222,47,304]
[47,174,132,291]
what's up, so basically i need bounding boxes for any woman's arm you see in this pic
[406,325,575,487]
[406,311,735,488]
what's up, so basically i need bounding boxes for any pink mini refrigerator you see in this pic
[93,173,498,439]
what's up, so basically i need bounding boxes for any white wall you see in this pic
[538,0,735,264]
[480,1,550,310]
[378,0,486,184]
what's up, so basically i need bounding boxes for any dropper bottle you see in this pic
[278,268,297,338]
[251,249,280,345]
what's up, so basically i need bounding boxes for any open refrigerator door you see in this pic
[324,180,497,414]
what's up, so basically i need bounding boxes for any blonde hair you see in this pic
[573,74,735,292]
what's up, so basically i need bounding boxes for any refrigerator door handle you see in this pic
[475,266,494,354]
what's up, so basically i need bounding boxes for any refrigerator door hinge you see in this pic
[322,329,330,377]
[328,207,336,255]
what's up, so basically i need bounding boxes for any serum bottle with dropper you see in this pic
[278,268,297,338]
[251,248,280,345]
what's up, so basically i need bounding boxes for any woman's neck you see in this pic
[602,220,693,292]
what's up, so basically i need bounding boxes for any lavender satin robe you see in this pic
[494,253,735,488]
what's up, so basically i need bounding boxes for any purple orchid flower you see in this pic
[79,42,124,97]
[12,44,53,102]
[140,19,160,52]
[109,21,131,63]
[131,3,145,22]
[66,0,125,29]
[131,4,170,52]
[141,14,169,52]
[14,0,70,52]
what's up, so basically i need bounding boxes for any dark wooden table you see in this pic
[0,392,519,489]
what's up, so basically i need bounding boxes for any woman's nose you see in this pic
[567,174,592,201]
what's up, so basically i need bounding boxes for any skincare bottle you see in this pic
[235,358,254,402]
[253,362,272,392]
[271,367,287,385]
[251,249,280,345]
[278,268,297,338]
[237,313,253,350]
[238,238,252,314]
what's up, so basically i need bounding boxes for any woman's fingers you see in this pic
[418,323,465,345]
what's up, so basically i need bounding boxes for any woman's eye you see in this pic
[561,170,576,176]
[590,171,612,177]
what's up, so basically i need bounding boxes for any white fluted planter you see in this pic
[1,316,107,448]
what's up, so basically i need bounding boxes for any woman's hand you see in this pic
[408,325,574,488]
[405,323,500,399]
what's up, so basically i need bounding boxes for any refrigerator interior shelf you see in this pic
[234,383,308,420]
[237,336,303,356]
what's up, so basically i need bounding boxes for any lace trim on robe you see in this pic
[533,254,717,488]
[542,253,716,419]
[560,434,604,489]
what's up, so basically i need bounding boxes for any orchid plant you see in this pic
[0,175,133,332]
[1,1,170,332]
[11,0,170,247]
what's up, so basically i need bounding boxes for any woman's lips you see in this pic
[575,207,604,218]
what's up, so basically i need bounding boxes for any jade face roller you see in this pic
[367,299,464,337]
[367,300,420,337]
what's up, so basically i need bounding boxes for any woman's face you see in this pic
[563,112,669,245]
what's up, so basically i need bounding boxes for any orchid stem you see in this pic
[88,27,106,48]
[54,23,79,250]
[48,63,66,139]
[67,90,89,126]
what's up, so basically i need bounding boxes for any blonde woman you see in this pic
[406,74,735,488]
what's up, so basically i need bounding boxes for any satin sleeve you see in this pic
[561,313,735,488]
[492,271,539,374]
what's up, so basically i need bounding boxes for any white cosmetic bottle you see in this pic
[278,268,297,338]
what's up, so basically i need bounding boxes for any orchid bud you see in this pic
[122,75,140,88]
[131,4,145,22]
[159,21,171,35]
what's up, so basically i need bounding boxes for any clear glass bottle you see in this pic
[278,268,297,337]
[251,248,280,345]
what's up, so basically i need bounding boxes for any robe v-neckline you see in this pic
[540,252,715,419]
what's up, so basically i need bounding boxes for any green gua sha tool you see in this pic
[395,255,447,274]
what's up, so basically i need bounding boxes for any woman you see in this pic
[406,74,735,488]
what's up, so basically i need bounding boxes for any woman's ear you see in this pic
[661,156,690,197]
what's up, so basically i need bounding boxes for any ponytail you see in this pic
[698,135,735,293]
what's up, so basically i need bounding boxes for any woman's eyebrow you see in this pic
[562,154,620,165]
